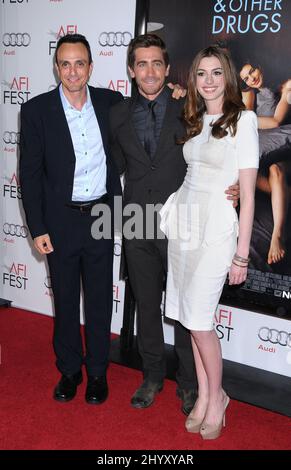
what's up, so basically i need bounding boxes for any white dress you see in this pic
[160,110,259,331]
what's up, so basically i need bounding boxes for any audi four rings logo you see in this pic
[258,327,291,347]
[3,33,31,47]
[98,31,132,47]
[3,223,28,238]
[3,131,20,145]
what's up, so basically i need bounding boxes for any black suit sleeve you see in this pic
[105,90,124,195]
[19,102,47,239]
[109,105,127,175]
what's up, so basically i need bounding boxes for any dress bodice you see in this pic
[182,114,240,194]
[160,111,259,247]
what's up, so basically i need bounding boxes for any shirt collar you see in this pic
[59,84,91,112]
[138,85,169,109]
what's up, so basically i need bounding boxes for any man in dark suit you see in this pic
[110,34,195,414]
[20,34,122,405]
[110,34,239,414]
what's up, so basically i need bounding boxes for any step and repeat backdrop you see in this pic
[1,0,291,378]
[0,0,137,334]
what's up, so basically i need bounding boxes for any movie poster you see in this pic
[149,0,291,316]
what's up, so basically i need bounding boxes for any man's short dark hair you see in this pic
[55,33,92,65]
[127,33,169,69]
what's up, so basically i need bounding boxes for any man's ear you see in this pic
[165,64,170,77]
[54,62,60,78]
[89,62,93,79]
[128,66,135,79]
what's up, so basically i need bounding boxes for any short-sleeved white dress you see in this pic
[160,110,259,331]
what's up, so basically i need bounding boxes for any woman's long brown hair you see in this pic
[181,45,245,143]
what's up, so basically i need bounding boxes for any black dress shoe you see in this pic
[53,371,83,402]
[176,387,196,415]
[85,375,108,405]
[131,379,163,409]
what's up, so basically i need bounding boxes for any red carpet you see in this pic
[0,307,290,450]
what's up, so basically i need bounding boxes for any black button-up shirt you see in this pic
[132,86,169,158]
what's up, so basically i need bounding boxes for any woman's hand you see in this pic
[228,262,247,285]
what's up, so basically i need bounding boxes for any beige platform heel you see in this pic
[185,400,207,433]
[199,394,230,440]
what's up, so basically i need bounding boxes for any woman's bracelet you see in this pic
[232,260,248,268]
[233,253,250,264]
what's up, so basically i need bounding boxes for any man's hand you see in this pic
[225,183,240,208]
[34,234,54,255]
[167,82,187,100]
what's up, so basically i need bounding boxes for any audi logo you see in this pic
[3,131,20,145]
[258,326,291,347]
[98,31,132,47]
[3,223,28,238]
[2,33,31,47]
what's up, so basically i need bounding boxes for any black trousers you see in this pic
[124,237,195,389]
[47,207,114,377]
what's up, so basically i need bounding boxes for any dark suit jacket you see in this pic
[109,87,187,209]
[20,85,123,240]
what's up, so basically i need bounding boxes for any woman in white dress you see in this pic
[160,46,259,439]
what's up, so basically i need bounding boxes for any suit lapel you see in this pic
[89,86,110,156]
[119,96,151,166]
[49,85,75,160]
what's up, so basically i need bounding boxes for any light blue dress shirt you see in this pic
[59,84,107,202]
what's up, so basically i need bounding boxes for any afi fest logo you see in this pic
[112,285,121,314]
[3,131,20,154]
[2,76,30,105]
[3,263,28,290]
[214,307,234,342]
[3,173,21,199]
[112,241,122,314]
[108,79,130,97]
[2,0,29,3]
[48,25,78,56]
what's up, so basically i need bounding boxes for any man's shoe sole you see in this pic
[53,394,76,403]
[85,395,108,405]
